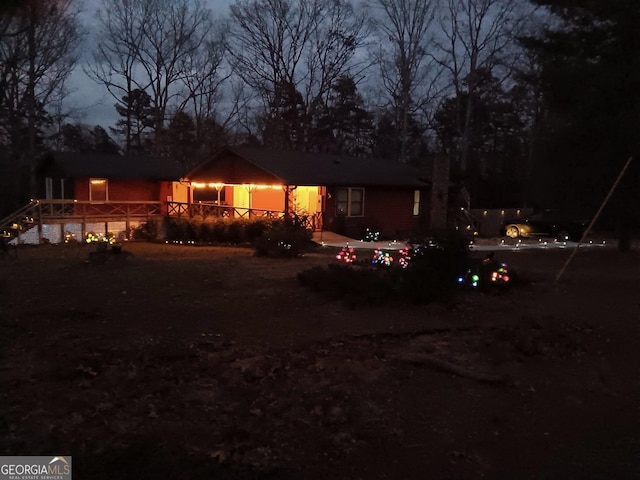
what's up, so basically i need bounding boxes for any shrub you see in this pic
[253,220,313,257]
[165,218,196,242]
[225,219,247,244]
[161,217,284,245]
[399,231,472,304]
[131,221,159,240]
[298,231,473,306]
[210,220,228,242]
[244,218,270,242]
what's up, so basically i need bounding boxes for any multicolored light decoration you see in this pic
[336,246,357,263]
[458,261,511,289]
[490,263,510,283]
[398,245,412,269]
[458,270,481,288]
[372,248,393,267]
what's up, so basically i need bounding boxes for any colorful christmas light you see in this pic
[372,248,393,266]
[490,264,510,283]
[336,246,357,263]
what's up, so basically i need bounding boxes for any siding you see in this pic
[74,178,160,201]
[325,187,425,239]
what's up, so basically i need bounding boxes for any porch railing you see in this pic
[166,201,323,231]
[35,199,163,219]
[167,201,285,220]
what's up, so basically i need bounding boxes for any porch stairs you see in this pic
[0,201,38,243]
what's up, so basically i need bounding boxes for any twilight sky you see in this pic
[66,0,234,129]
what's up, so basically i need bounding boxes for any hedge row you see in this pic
[132,217,314,256]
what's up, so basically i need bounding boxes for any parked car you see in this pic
[501,210,589,241]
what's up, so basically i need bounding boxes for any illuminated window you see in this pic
[90,178,108,202]
[413,190,421,216]
[335,187,364,217]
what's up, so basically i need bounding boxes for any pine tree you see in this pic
[314,76,375,157]
[523,0,640,219]
[111,89,156,154]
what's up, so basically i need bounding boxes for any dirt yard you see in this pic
[0,240,638,479]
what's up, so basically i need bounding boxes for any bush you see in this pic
[252,220,313,257]
[298,231,473,306]
[399,231,472,304]
[210,219,228,242]
[131,221,159,241]
[161,217,286,245]
[165,218,196,242]
[225,219,247,244]
[244,218,270,242]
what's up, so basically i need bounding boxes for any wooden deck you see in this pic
[2,199,324,244]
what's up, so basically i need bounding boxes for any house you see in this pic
[2,148,446,244]
[182,146,433,239]
[1,152,186,244]
[36,152,186,206]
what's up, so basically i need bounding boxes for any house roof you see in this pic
[185,146,430,188]
[40,152,185,181]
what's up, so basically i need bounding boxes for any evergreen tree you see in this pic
[260,81,308,151]
[523,1,640,221]
[372,113,400,161]
[158,111,197,168]
[90,125,120,154]
[314,76,375,157]
[60,123,90,152]
[433,68,528,206]
[111,89,155,154]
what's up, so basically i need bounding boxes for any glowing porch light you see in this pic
[190,181,284,189]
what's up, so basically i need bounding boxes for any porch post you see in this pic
[283,186,290,217]
[37,201,43,244]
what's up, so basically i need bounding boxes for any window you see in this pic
[413,189,421,216]
[90,178,108,202]
[335,187,364,217]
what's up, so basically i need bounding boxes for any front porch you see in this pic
[166,201,322,231]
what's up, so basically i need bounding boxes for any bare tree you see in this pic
[86,0,149,153]
[305,0,370,106]
[369,0,441,163]
[228,0,315,103]
[435,0,534,176]
[177,21,231,146]
[0,0,82,197]
[88,0,217,151]
[137,0,214,134]
[227,0,368,149]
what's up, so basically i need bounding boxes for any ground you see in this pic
[0,240,638,479]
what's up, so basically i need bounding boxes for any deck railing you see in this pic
[166,201,285,220]
[166,202,323,230]
[2,199,324,241]
[34,199,163,219]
